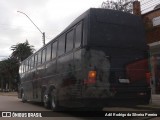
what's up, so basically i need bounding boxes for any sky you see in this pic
[0,0,106,60]
[0,0,159,61]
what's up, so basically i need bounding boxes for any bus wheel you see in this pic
[43,94,50,109]
[22,91,26,103]
[51,89,59,111]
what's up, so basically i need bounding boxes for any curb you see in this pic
[0,92,17,96]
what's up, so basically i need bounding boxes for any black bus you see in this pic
[18,8,151,110]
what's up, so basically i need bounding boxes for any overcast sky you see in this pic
[0,0,158,61]
[0,0,106,60]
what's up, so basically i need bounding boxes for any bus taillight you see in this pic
[84,71,97,84]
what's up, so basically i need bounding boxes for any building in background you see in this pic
[143,7,160,94]
[133,0,160,94]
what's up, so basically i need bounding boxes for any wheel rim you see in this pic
[22,93,25,101]
[51,95,56,108]
[22,93,24,98]
[44,95,48,107]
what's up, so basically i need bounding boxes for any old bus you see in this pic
[18,8,151,110]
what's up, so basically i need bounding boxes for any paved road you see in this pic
[0,96,49,111]
[0,95,159,120]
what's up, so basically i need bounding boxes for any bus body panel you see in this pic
[18,8,151,108]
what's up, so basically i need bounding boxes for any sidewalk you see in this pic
[151,94,160,106]
[0,92,17,96]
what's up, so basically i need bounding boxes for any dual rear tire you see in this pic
[43,89,59,111]
[21,91,27,103]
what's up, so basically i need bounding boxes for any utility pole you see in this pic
[17,11,45,45]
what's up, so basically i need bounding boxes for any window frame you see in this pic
[75,21,83,49]
[46,44,52,62]
[34,54,38,67]
[66,29,74,53]
[52,40,58,59]
[42,48,46,64]
[58,34,66,57]
[37,51,42,66]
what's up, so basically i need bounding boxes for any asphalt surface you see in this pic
[0,93,160,120]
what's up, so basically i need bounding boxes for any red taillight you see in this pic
[84,71,97,84]
[146,72,151,85]
[88,71,96,79]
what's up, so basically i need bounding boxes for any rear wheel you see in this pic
[43,94,50,109]
[50,89,59,111]
[21,91,27,103]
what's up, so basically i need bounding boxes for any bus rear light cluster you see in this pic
[84,71,97,84]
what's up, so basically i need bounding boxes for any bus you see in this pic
[18,8,151,111]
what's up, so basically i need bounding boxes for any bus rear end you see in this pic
[80,9,151,108]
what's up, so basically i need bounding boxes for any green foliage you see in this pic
[101,0,134,13]
[11,40,35,62]
[0,57,19,90]
[0,40,35,91]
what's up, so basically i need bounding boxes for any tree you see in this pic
[0,40,35,91]
[0,57,19,91]
[101,0,134,13]
[11,40,35,62]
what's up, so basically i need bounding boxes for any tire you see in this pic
[21,91,27,103]
[43,93,50,109]
[50,89,59,111]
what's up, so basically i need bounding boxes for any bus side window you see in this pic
[75,22,82,48]
[25,60,28,72]
[27,59,29,70]
[58,34,65,56]
[22,63,24,73]
[38,51,42,66]
[28,58,31,70]
[42,48,46,63]
[21,64,23,74]
[23,61,26,73]
[19,65,22,74]
[31,56,34,68]
[34,54,38,67]
[52,41,57,59]
[22,64,24,73]
[66,29,74,52]
[46,44,51,61]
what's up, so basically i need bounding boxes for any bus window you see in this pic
[28,58,31,70]
[38,51,42,65]
[34,54,38,67]
[66,29,74,52]
[23,61,25,73]
[31,56,34,69]
[19,65,22,74]
[52,41,57,59]
[58,35,65,56]
[75,22,82,48]
[46,44,51,61]
[25,60,28,72]
[42,49,46,63]
[21,64,23,74]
